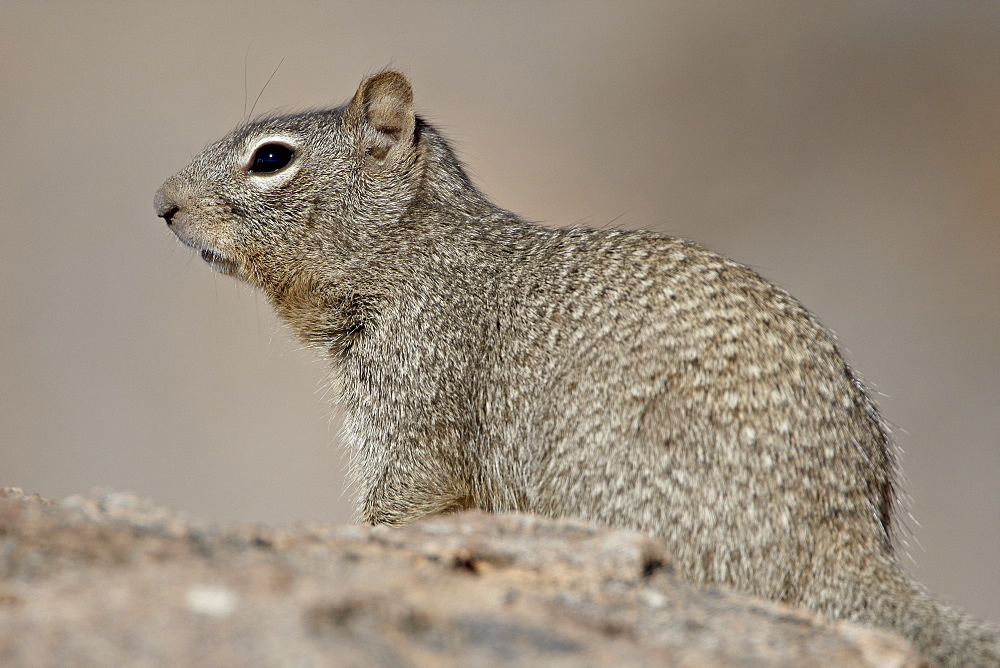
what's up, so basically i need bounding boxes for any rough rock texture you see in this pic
[0,488,923,666]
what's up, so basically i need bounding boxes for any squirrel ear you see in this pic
[347,71,415,161]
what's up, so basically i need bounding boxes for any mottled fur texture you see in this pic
[155,71,997,665]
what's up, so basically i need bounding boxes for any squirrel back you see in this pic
[155,71,998,665]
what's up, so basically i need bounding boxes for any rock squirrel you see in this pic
[154,71,998,665]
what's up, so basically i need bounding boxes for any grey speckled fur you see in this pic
[155,71,997,665]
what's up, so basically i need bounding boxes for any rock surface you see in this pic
[0,487,923,666]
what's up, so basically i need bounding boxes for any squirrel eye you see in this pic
[249,143,294,173]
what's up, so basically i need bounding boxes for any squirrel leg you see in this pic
[356,451,473,526]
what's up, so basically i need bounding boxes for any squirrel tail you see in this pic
[845,555,999,666]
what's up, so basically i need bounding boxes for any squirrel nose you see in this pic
[154,187,180,225]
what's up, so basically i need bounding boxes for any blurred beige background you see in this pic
[2,2,997,619]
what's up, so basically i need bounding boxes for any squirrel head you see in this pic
[154,71,421,299]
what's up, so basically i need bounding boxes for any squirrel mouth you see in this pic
[200,248,238,275]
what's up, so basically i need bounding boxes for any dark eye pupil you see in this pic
[250,143,294,173]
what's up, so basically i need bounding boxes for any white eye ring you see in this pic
[241,135,301,189]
